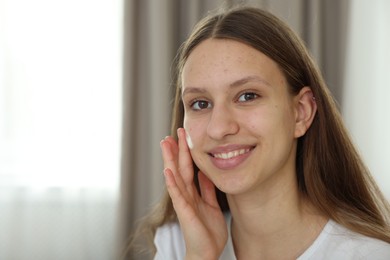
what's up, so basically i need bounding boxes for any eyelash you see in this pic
[237,92,259,102]
[188,91,260,111]
[189,99,211,111]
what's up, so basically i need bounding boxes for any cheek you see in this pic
[184,118,205,150]
[245,111,265,132]
[280,105,297,136]
[244,108,289,138]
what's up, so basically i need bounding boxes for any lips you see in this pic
[212,148,252,159]
[208,145,255,170]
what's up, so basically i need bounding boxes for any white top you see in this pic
[154,215,390,259]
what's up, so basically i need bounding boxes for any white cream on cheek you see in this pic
[185,131,194,150]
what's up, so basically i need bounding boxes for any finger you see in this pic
[160,138,177,173]
[164,168,196,219]
[160,139,187,193]
[198,171,220,209]
[164,136,178,158]
[177,128,195,184]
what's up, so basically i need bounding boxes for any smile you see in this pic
[212,148,252,159]
[208,145,255,170]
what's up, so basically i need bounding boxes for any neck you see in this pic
[226,176,327,259]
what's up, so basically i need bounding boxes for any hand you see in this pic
[160,128,228,260]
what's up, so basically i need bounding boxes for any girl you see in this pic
[138,7,390,259]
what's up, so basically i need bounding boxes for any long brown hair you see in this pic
[130,6,390,256]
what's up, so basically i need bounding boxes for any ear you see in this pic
[294,87,317,138]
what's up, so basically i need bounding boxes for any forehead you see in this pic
[181,39,285,90]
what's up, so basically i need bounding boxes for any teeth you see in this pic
[213,148,250,159]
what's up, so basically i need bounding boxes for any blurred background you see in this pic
[0,0,389,259]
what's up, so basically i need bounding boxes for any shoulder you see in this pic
[154,221,185,260]
[300,220,390,259]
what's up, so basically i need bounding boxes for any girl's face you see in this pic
[182,39,305,195]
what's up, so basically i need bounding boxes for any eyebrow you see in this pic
[230,75,271,88]
[181,75,271,98]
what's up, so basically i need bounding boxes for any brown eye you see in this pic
[191,100,211,110]
[238,92,258,102]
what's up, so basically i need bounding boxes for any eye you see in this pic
[237,92,259,102]
[191,100,211,110]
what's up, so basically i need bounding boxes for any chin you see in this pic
[212,176,248,195]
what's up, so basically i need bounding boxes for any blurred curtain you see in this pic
[120,0,348,259]
[0,188,118,259]
[0,0,122,259]
[343,0,390,199]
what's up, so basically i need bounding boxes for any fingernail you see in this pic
[162,168,169,176]
[160,136,169,144]
[177,127,183,137]
[160,139,166,148]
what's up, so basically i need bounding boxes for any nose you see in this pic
[207,104,239,140]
